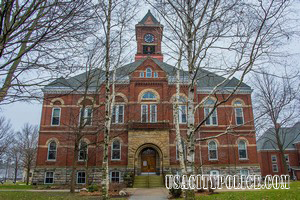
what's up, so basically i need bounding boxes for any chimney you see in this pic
[275,123,281,129]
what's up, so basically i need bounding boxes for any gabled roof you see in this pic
[137,10,161,26]
[44,57,252,93]
[257,122,300,150]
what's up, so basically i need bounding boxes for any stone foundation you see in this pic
[33,165,260,185]
[32,167,129,185]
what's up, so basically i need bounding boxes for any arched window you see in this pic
[238,140,247,160]
[111,140,121,160]
[78,141,88,161]
[204,98,217,125]
[208,141,218,160]
[47,141,57,161]
[146,68,152,78]
[141,91,158,123]
[142,92,156,99]
[176,140,186,160]
[234,100,244,125]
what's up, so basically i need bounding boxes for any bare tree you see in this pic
[146,0,294,198]
[9,141,22,183]
[16,124,38,185]
[254,71,300,174]
[0,116,13,159]
[46,0,139,194]
[96,0,138,198]
[0,0,96,104]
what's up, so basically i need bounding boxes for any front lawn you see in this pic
[196,181,300,200]
[0,182,33,190]
[0,191,127,200]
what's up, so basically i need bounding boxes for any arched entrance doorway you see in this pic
[135,144,163,175]
[141,148,156,173]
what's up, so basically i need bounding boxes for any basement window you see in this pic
[110,171,120,183]
[44,172,54,184]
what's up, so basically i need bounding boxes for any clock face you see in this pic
[144,33,154,43]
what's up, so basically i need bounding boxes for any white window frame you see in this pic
[210,170,219,176]
[78,141,88,161]
[51,107,61,126]
[111,140,121,161]
[44,171,54,184]
[178,105,187,124]
[208,141,218,160]
[140,72,144,77]
[77,171,86,184]
[238,140,248,160]
[204,107,218,126]
[272,164,278,172]
[235,107,244,125]
[271,155,277,163]
[150,104,157,123]
[146,68,152,78]
[112,105,124,124]
[110,171,120,183]
[79,107,93,126]
[240,169,249,176]
[141,104,148,123]
[47,141,57,161]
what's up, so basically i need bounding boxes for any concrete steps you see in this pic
[133,175,164,188]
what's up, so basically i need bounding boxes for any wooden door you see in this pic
[141,148,156,172]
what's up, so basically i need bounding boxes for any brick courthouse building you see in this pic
[33,11,260,185]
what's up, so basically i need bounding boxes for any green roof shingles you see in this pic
[45,57,251,92]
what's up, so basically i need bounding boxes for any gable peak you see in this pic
[137,10,161,26]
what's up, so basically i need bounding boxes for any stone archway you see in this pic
[127,130,170,175]
[135,143,163,175]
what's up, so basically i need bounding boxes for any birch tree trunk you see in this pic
[186,1,196,199]
[174,68,186,175]
[102,0,112,198]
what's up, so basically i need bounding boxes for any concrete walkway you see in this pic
[128,188,169,200]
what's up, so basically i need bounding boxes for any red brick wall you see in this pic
[258,150,299,177]
[36,58,258,168]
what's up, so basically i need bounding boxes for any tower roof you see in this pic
[137,10,161,26]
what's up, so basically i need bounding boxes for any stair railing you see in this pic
[147,172,150,188]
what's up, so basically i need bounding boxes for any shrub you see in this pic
[123,172,134,187]
[109,182,126,193]
[87,185,98,193]
[208,180,215,194]
[169,187,182,198]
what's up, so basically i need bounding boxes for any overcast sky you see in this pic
[0,2,299,132]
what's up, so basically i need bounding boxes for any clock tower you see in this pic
[135,10,164,61]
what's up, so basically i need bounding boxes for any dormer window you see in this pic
[154,72,158,78]
[146,68,152,78]
[140,72,144,77]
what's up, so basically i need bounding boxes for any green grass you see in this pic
[0,182,33,190]
[195,181,300,200]
[0,192,127,200]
